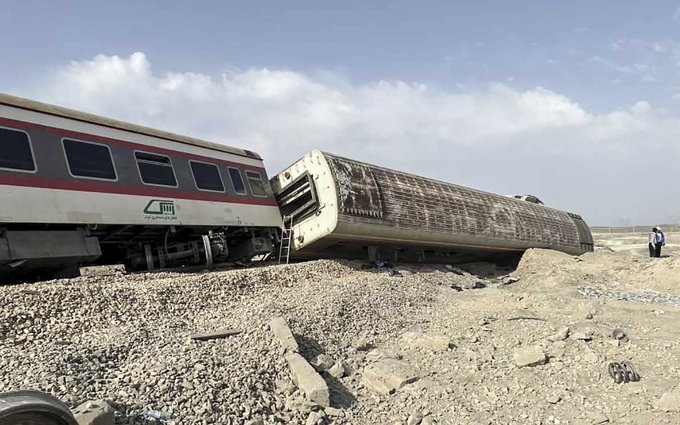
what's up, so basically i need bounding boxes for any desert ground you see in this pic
[1,231,679,424]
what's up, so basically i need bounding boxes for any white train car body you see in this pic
[0,93,282,279]
[271,150,593,262]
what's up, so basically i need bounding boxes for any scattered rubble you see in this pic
[1,235,679,424]
[310,354,334,372]
[285,353,330,407]
[269,316,300,352]
[72,400,114,425]
[327,360,348,379]
[362,359,419,395]
[513,346,547,367]
[546,326,570,342]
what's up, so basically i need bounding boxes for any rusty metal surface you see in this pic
[328,158,383,218]
[324,153,592,252]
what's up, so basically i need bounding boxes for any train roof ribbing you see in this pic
[0,92,261,160]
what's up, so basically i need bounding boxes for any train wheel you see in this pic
[0,390,77,425]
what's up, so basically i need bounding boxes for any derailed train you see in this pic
[0,93,592,280]
[270,151,593,263]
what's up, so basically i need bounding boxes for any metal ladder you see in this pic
[278,216,294,264]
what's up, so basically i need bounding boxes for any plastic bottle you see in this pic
[143,410,171,421]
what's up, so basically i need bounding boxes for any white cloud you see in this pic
[26,52,680,225]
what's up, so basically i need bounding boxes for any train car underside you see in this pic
[0,224,275,282]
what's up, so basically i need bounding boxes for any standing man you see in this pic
[649,227,658,258]
[655,227,666,257]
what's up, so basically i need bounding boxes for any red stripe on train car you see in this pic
[0,116,267,173]
[0,174,279,207]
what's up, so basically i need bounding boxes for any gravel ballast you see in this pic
[2,242,680,424]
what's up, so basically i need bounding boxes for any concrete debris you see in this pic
[513,346,547,368]
[269,316,299,353]
[285,352,330,407]
[572,329,594,341]
[546,327,570,342]
[324,407,344,417]
[401,331,454,352]
[189,328,240,341]
[275,378,296,395]
[328,360,348,378]
[72,400,114,425]
[310,353,334,371]
[305,410,324,425]
[362,359,419,395]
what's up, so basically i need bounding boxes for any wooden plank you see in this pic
[190,328,241,341]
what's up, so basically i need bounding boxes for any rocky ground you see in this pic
[1,232,679,424]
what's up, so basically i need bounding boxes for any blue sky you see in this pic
[2,1,680,225]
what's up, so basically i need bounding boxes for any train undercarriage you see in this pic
[0,224,277,282]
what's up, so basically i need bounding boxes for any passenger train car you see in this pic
[0,93,282,280]
[271,150,593,263]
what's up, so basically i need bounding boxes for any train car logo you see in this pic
[143,199,177,220]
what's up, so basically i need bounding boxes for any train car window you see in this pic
[135,151,177,187]
[228,167,247,194]
[245,170,267,197]
[190,160,224,192]
[63,139,117,180]
[0,127,36,172]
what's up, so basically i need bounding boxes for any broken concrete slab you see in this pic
[547,327,570,342]
[513,346,547,367]
[72,400,114,425]
[190,328,241,341]
[362,359,419,395]
[285,352,330,407]
[573,329,594,341]
[324,407,343,417]
[402,331,453,353]
[269,317,299,353]
[310,353,334,371]
[328,360,348,378]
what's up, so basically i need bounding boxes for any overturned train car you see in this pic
[271,150,593,263]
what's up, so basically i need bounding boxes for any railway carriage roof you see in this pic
[0,93,261,160]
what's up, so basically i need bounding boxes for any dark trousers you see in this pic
[649,243,656,257]
[655,244,662,258]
